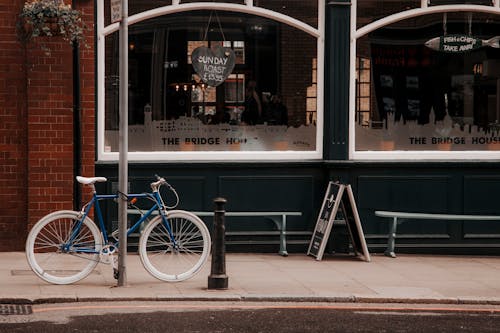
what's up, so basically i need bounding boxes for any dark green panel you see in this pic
[463,176,500,237]
[219,175,315,230]
[464,176,500,214]
[356,175,452,236]
[357,175,451,211]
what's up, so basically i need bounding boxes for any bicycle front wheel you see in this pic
[25,210,103,285]
[139,210,211,282]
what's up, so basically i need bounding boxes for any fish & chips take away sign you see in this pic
[425,34,499,53]
[192,45,235,87]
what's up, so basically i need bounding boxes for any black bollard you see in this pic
[208,197,229,290]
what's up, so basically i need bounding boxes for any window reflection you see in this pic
[355,12,500,151]
[104,11,317,152]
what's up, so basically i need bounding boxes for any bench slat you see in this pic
[375,211,500,221]
[193,211,302,217]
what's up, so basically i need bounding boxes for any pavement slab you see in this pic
[1,252,500,305]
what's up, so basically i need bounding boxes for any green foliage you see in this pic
[19,0,86,45]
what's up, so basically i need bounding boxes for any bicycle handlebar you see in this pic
[150,175,179,209]
[151,177,167,190]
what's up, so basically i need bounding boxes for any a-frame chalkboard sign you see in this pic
[307,182,371,262]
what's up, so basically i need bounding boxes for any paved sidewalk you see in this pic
[1,252,500,305]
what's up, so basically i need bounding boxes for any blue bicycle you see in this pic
[25,176,211,285]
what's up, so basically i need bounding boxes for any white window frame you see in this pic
[97,1,325,162]
[350,1,500,160]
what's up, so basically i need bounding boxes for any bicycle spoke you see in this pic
[39,223,64,246]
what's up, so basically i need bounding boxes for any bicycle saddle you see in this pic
[76,176,107,185]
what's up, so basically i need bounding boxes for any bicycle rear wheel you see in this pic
[139,210,211,282]
[25,210,102,285]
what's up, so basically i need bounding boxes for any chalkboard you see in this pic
[307,182,370,262]
[307,181,342,259]
[191,45,235,87]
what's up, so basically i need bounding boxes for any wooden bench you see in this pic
[127,209,303,256]
[374,210,500,258]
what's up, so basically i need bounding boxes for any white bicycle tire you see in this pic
[25,210,102,285]
[139,210,211,282]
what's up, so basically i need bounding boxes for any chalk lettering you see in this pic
[203,64,225,74]
[443,45,458,52]
[459,44,474,51]
[196,56,228,65]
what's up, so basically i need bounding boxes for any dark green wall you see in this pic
[96,161,327,252]
[96,161,500,254]
[326,161,500,254]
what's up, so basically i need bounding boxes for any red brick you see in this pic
[0,0,95,250]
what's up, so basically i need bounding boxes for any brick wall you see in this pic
[0,1,28,251]
[26,38,75,229]
[0,0,95,251]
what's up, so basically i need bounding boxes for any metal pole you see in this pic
[117,0,128,287]
[208,197,229,289]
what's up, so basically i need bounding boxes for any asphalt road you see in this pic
[2,302,500,332]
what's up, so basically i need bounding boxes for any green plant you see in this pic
[19,0,86,46]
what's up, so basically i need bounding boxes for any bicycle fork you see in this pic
[152,188,179,251]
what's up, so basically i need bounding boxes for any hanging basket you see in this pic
[19,0,85,44]
[22,17,62,37]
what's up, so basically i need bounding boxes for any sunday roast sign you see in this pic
[192,45,236,87]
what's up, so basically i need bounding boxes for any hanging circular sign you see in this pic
[191,45,236,87]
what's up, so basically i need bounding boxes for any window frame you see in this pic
[97,1,325,162]
[350,1,500,160]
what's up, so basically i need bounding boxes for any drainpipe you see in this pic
[72,2,82,211]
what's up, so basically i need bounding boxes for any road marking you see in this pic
[33,303,500,314]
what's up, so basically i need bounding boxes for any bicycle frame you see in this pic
[68,190,174,254]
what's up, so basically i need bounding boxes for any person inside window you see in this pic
[241,80,262,125]
[265,94,288,126]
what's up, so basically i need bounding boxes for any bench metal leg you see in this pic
[384,217,398,258]
[269,216,288,256]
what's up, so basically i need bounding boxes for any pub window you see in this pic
[355,57,371,128]
[306,58,317,126]
[356,1,421,29]
[103,10,318,155]
[355,11,500,152]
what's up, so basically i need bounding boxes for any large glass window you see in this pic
[355,11,500,152]
[356,0,421,29]
[102,9,319,156]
